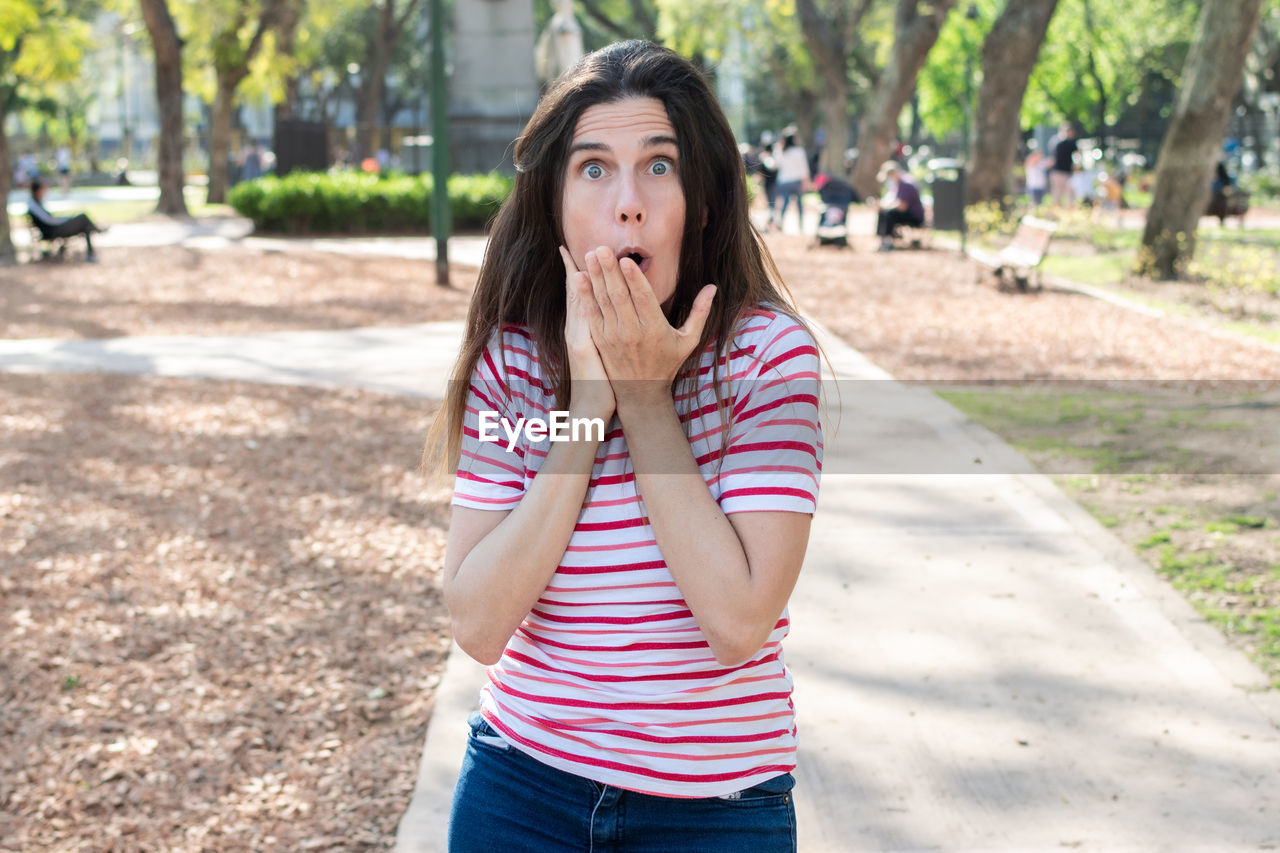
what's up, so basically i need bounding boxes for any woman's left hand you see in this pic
[581,245,716,405]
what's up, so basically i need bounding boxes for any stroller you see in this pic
[812,174,860,248]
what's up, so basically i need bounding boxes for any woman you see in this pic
[772,131,811,232]
[430,40,822,851]
[1023,145,1047,207]
[873,162,925,252]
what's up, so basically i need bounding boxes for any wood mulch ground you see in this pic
[0,245,475,339]
[3,233,1279,849]
[1,373,453,851]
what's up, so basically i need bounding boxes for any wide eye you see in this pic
[583,162,605,180]
[650,159,672,177]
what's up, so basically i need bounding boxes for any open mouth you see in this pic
[617,248,651,273]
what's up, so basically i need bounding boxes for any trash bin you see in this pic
[401,135,432,176]
[927,158,966,235]
[274,119,329,177]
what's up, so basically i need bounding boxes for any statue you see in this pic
[535,0,584,88]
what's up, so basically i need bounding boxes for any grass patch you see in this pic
[1199,227,1280,246]
[938,385,1280,477]
[1040,252,1134,287]
[946,384,1280,687]
[1139,529,1172,548]
[1220,320,1280,347]
[78,187,228,225]
[1205,520,1240,535]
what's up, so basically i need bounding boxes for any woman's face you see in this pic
[560,97,686,310]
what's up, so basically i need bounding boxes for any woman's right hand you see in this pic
[560,245,615,422]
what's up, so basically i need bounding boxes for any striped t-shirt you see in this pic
[451,307,823,797]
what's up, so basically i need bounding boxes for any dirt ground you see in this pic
[3,234,1280,849]
[0,373,453,851]
[769,232,1280,686]
[0,245,475,339]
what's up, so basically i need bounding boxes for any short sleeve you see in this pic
[451,330,530,511]
[717,314,823,515]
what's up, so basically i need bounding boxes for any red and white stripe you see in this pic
[452,309,823,797]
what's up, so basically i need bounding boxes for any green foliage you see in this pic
[228,170,513,234]
[1225,515,1269,528]
[1026,0,1198,132]
[1134,229,1192,279]
[1186,242,1280,295]
[963,199,1017,243]
[541,0,659,48]
[1240,169,1280,206]
[0,0,92,97]
[446,172,517,225]
[659,0,820,137]
[917,0,1199,138]
[1138,529,1172,548]
[176,0,295,104]
[915,0,998,139]
[291,0,428,118]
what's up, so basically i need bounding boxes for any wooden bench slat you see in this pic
[966,214,1057,289]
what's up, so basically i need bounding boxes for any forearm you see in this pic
[447,433,601,664]
[617,397,773,665]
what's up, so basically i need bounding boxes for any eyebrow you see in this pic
[568,135,679,155]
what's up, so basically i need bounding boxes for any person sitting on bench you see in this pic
[28,177,105,262]
[874,161,925,252]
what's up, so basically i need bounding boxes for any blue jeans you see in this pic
[775,180,804,230]
[448,713,797,852]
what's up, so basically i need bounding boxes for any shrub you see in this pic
[229,170,513,235]
[1187,243,1280,295]
[1240,169,1280,206]
[964,200,1017,243]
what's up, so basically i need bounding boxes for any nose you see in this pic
[615,175,645,225]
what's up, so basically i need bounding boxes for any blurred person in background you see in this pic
[773,129,811,232]
[873,161,924,251]
[27,177,106,263]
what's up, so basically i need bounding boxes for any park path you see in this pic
[3,220,1279,851]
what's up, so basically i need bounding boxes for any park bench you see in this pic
[967,214,1057,291]
[897,221,930,250]
[27,212,69,262]
[1205,187,1249,227]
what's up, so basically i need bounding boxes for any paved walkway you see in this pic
[3,222,1279,851]
[8,215,491,266]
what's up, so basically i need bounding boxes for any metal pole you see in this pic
[962,54,972,164]
[119,25,131,167]
[430,0,451,287]
[962,4,980,167]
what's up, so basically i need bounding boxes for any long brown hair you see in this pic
[427,40,804,472]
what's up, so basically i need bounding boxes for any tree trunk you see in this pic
[357,0,419,161]
[207,72,243,204]
[850,0,957,198]
[967,0,1061,204]
[356,39,388,160]
[205,0,293,203]
[795,0,865,177]
[0,91,14,266]
[761,50,818,153]
[1138,0,1264,279]
[272,0,305,124]
[793,91,819,158]
[816,80,850,175]
[1080,0,1108,153]
[140,0,189,216]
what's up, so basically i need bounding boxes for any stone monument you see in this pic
[449,0,540,173]
[535,0,584,89]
